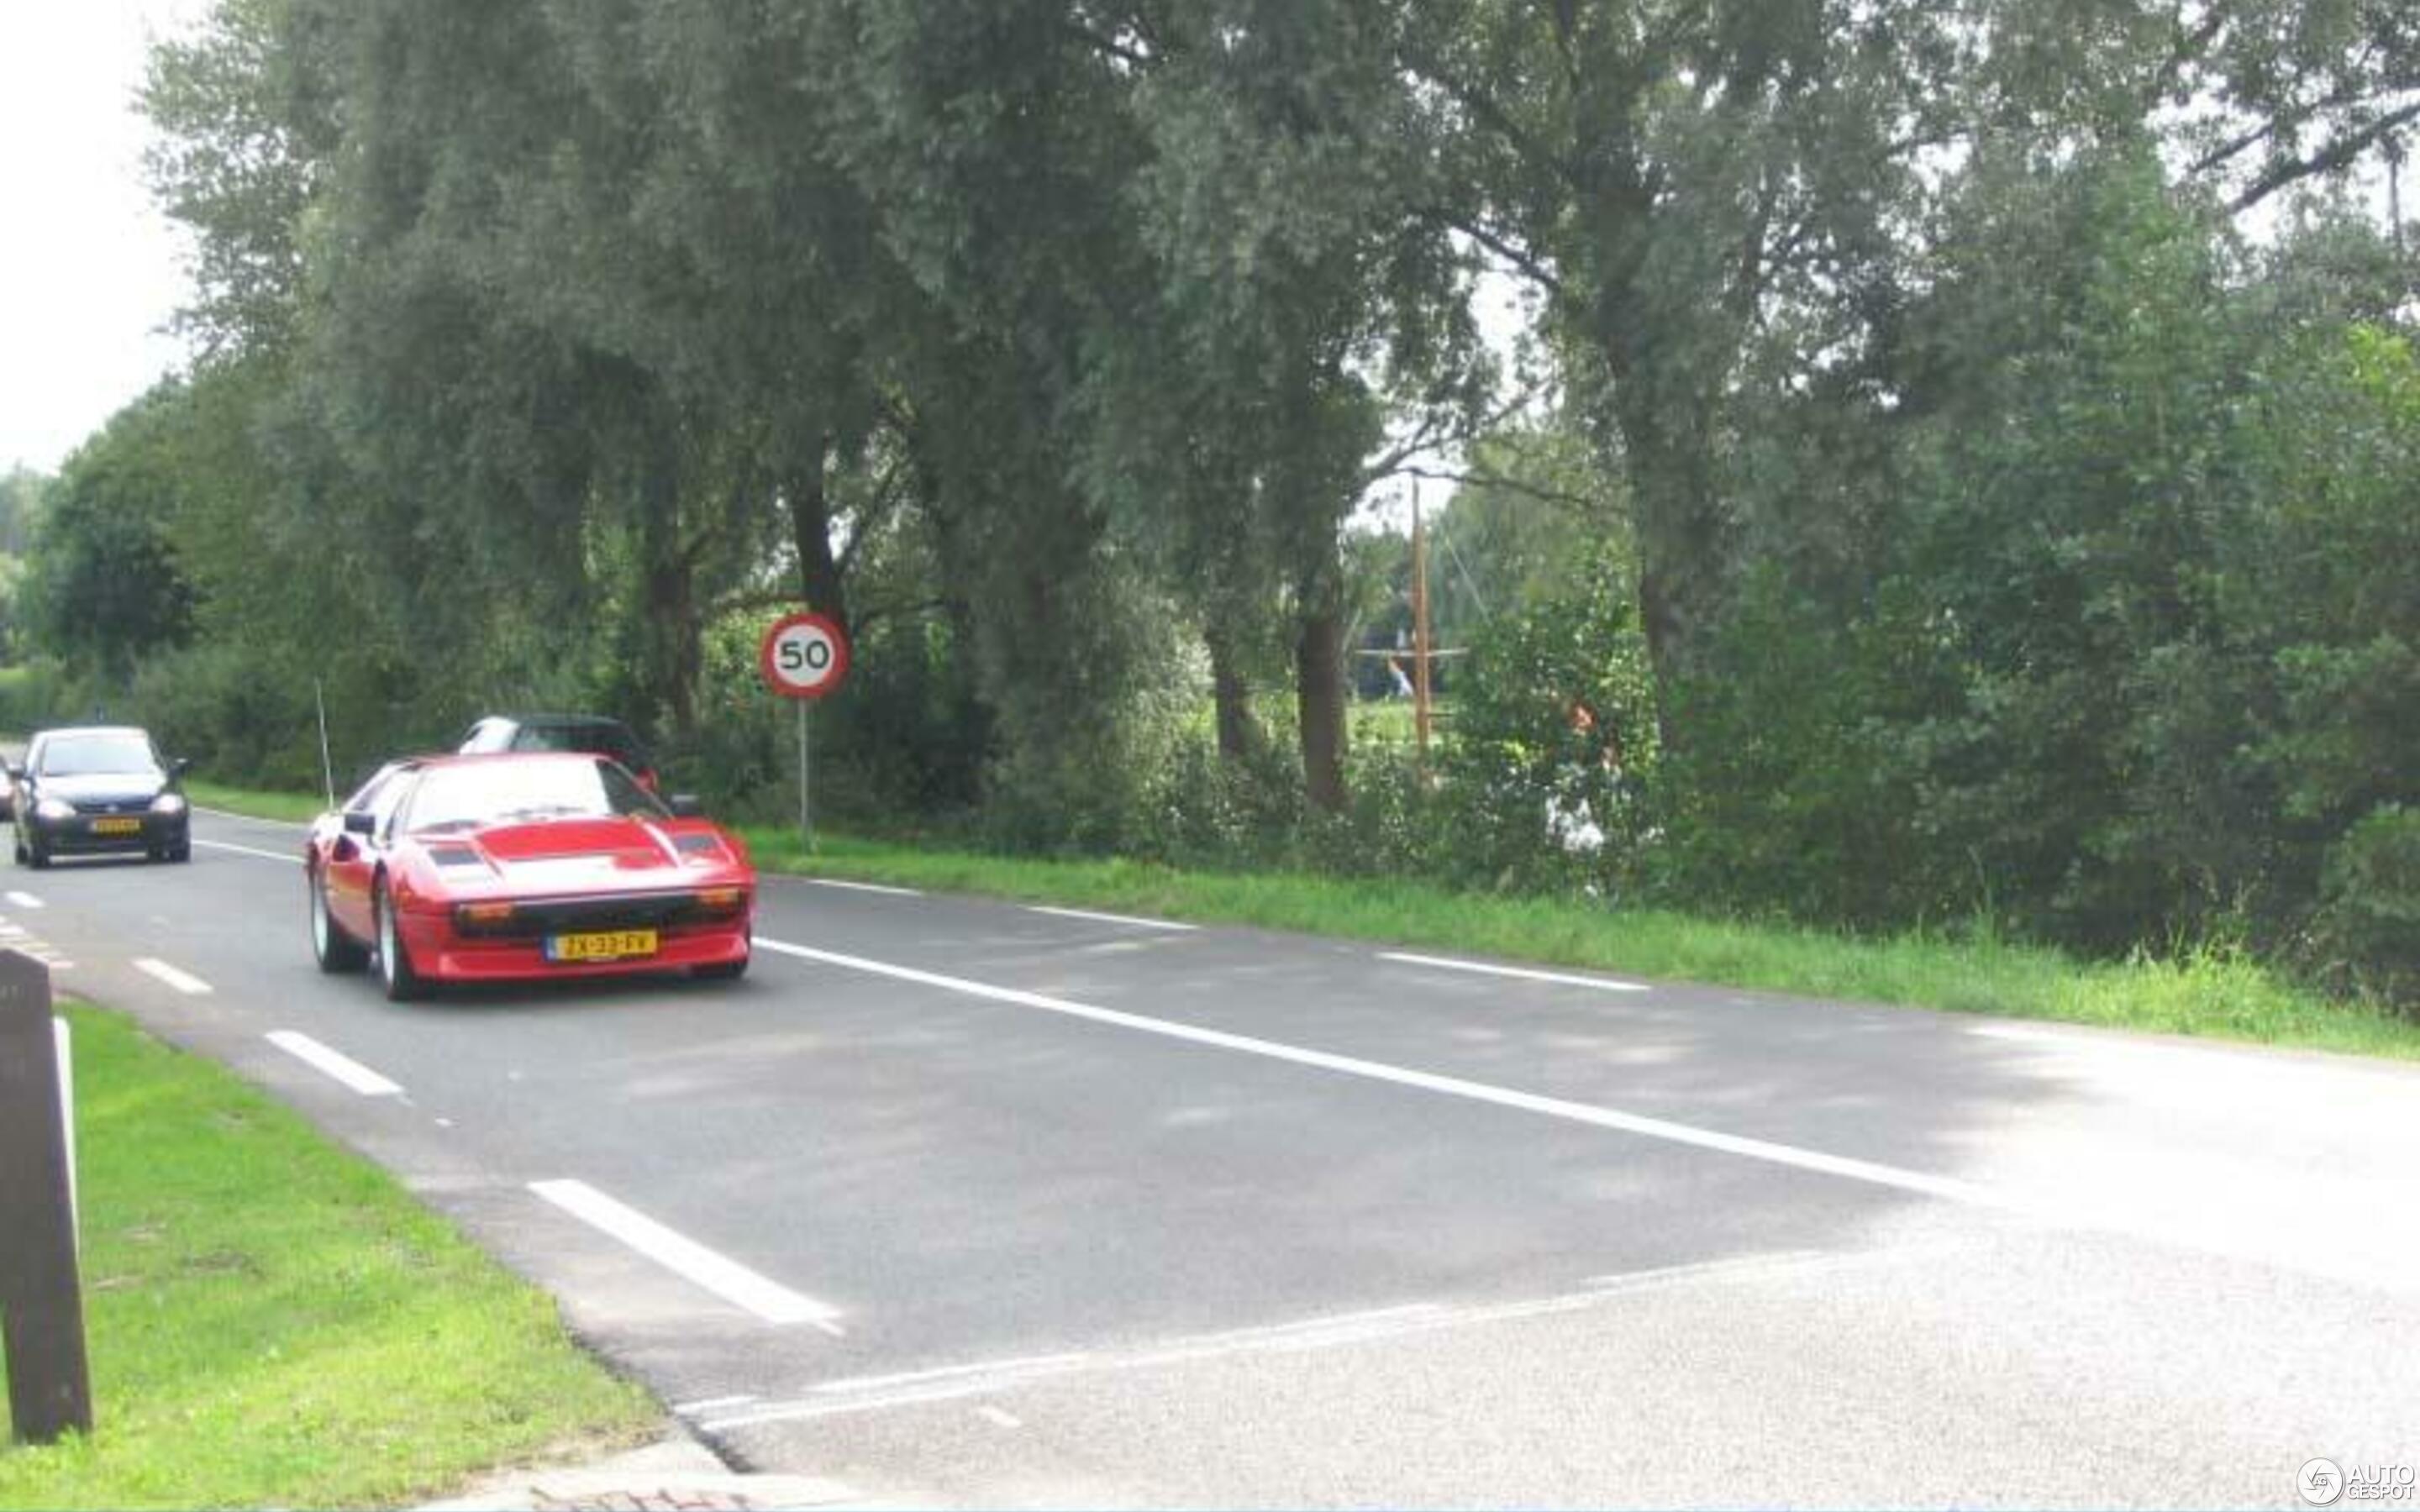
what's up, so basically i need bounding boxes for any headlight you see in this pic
[151,793,188,816]
[34,797,73,822]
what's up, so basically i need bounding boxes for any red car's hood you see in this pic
[419,816,740,893]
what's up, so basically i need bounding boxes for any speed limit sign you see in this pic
[760,611,850,700]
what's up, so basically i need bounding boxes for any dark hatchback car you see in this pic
[10,726,192,867]
[458,713,660,791]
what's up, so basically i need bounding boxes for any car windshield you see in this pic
[402,758,665,833]
[38,734,161,777]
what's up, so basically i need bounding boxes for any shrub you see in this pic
[2314,806,2420,1009]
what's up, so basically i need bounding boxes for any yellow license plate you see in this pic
[91,817,143,836]
[545,929,658,963]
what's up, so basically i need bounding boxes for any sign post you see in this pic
[758,611,851,849]
[0,949,92,1444]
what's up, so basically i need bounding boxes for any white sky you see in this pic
[2,2,208,475]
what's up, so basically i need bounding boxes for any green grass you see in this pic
[743,832,2420,1060]
[183,778,2420,1061]
[183,778,329,824]
[0,1005,655,1510]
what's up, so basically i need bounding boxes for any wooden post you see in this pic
[0,949,92,1443]
[1412,480,1433,763]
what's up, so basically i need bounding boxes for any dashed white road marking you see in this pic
[266,1030,403,1096]
[797,877,923,898]
[134,958,213,995]
[529,1179,845,1332]
[976,1405,1023,1430]
[6,890,42,909]
[193,837,302,864]
[1028,906,1198,932]
[674,1394,759,1415]
[749,937,1991,1209]
[1380,951,1649,994]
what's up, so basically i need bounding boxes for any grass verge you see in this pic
[184,777,327,824]
[175,779,2420,1062]
[0,1005,655,1510]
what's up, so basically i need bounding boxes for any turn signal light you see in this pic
[457,901,517,925]
[697,888,744,911]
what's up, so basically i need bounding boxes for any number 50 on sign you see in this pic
[759,612,850,700]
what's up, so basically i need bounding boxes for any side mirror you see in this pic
[171,757,192,778]
[342,811,376,837]
[667,794,705,818]
[3,762,22,781]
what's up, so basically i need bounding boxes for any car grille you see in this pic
[455,890,741,938]
[71,798,150,816]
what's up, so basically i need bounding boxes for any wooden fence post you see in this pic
[0,948,92,1443]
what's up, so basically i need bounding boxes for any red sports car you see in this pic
[303,752,755,999]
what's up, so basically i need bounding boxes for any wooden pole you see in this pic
[0,950,92,1444]
[1412,480,1433,762]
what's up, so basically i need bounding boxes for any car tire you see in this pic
[373,875,426,1001]
[311,866,368,974]
[169,842,192,864]
[693,954,749,982]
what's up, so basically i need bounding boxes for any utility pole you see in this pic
[1412,479,1433,763]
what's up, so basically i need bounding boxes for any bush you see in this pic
[2314,806,2420,1009]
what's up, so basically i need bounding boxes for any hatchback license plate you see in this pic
[545,929,658,963]
[91,817,143,836]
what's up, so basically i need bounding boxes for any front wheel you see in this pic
[311,866,367,974]
[373,876,427,1001]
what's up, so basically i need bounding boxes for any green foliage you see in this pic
[2316,808,2420,1002]
[21,389,199,682]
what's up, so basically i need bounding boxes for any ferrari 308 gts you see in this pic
[303,752,754,1000]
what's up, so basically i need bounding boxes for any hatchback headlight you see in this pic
[34,797,73,822]
[151,793,188,816]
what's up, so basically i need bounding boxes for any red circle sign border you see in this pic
[759,610,851,700]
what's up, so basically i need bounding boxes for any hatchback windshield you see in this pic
[402,757,665,833]
[38,733,161,777]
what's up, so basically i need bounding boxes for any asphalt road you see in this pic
[16,806,2419,1508]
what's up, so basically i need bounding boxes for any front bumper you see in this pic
[24,811,188,855]
[397,908,753,983]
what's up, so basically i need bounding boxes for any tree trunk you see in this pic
[633,447,702,745]
[786,440,849,629]
[1207,623,1261,761]
[1295,592,1349,811]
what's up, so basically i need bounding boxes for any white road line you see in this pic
[1028,906,1198,932]
[797,877,923,898]
[529,1179,845,1331]
[5,890,42,909]
[193,837,302,864]
[1381,951,1649,994]
[674,1394,759,1415]
[702,1251,1918,1433]
[265,1031,403,1096]
[807,1353,1096,1397]
[134,958,213,995]
[750,937,1994,1210]
[976,1406,1023,1430]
